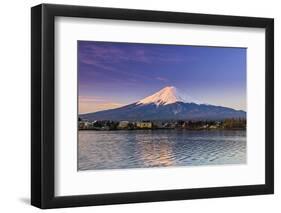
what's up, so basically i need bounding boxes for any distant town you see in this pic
[78,118,246,131]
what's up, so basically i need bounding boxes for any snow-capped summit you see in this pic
[137,86,185,106]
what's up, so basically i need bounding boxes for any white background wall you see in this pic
[0,0,279,212]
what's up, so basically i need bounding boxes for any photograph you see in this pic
[78,41,247,171]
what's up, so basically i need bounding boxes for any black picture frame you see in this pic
[31,3,274,209]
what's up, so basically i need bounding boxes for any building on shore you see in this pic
[136,121,152,129]
[79,120,92,129]
[117,121,130,129]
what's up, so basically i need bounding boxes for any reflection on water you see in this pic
[137,139,174,167]
[78,130,246,171]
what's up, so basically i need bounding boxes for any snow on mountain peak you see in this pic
[137,86,186,106]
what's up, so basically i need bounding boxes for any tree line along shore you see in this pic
[78,118,246,131]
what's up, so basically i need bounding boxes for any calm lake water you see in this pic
[78,130,246,171]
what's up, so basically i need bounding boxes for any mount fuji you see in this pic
[80,86,246,121]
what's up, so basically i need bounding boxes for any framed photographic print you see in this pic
[31,4,274,209]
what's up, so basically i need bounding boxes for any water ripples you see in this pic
[78,130,246,170]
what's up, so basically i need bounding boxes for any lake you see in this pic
[78,130,246,171]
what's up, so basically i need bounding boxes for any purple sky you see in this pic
[78,41,246,114]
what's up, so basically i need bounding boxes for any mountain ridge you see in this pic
[80,86,246,121]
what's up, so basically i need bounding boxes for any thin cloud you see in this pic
[79,96,106,102]
[156,76,169,82]
[78,41,192,66]
[79,100,124,114]
[78,95,125,113]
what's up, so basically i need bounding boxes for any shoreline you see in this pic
[78,128,246,131]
